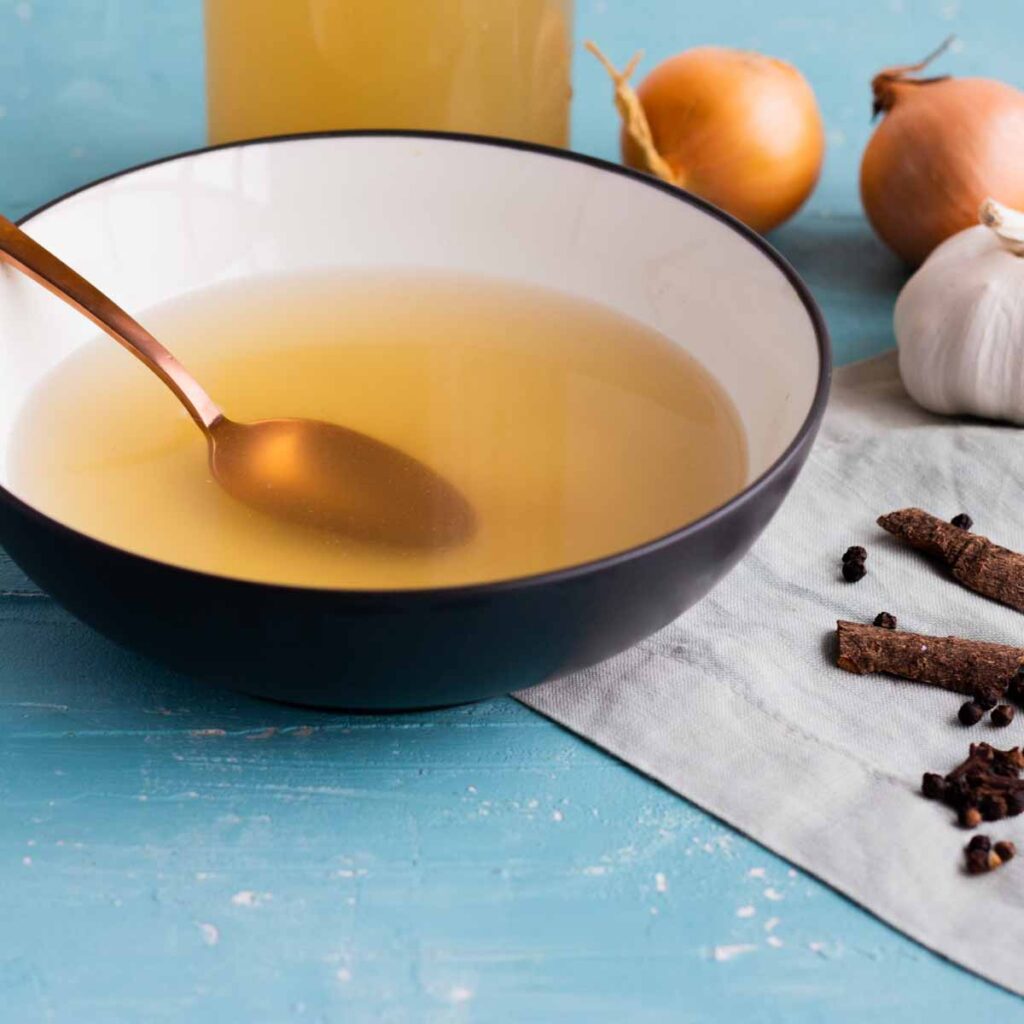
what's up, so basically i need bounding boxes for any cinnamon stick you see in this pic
[878,508,1024,612]
[836,621,1018,704]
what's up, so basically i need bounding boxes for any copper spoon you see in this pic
[0,214,475,548]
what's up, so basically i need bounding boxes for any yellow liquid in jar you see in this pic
[204,0,573,146]
[8,272,747,590]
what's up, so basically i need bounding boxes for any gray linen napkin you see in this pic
[517,353,1024,996]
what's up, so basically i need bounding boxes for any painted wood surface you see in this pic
[1,1,1022,1020]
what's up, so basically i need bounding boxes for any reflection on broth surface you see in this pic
[9,271,747,589]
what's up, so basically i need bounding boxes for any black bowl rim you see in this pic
[3,128,832,603]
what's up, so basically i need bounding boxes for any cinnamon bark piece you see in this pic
[878,508,1024,612]
[836,621,1018,704]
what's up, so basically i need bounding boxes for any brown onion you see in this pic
[861,38,1024,266]
[589,42,824,234]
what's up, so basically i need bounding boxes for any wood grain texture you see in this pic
[3,0,1024,1021]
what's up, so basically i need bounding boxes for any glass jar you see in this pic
[204,0,573,147]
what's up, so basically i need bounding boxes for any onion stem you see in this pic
[585,41,679,186]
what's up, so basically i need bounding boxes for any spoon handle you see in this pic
[0,214,223,432]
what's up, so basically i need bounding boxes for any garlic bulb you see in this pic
[895,198,1024,423]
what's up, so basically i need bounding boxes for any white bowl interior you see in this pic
[0,135,822,516]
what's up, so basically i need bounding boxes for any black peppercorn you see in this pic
[958,701,985,727]
[921,772,946,800]
[842,545,867,564]
[951,513,973,531]
[992,704,1016,727]
[873,611,897,629]
[994,840,1017,862]
[842,560,867,583]
[967,834,992,853]
[972,693,998,712]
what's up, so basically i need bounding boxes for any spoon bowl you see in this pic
[209,417,475,546]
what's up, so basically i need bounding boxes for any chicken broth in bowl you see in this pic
[8,269,747,590]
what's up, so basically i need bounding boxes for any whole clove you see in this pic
[873,611,897,629]
[992,704,1016,727]
[923,743,1024,829]
[921,772,947,800]
[879,508,1024,613]
[981,794,1008,820]
[836,621,1017,705]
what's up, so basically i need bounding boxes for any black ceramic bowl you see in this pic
[0,132,829,709]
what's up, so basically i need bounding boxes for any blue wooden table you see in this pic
[2,2,1023,1020]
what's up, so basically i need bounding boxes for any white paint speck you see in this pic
[809,941,828,955]
[747,867,766,878]
[466,785,477,794]
[764,917,781,932]
[940,0,959,19]
[582,865,608,876]
[14,2,32,22]
[763,888,784,901]
[766,935,784,948]
[195,872,212,881]
[654,872,668,893]
[449,986,473,1004]
[26,840,36,847]
[736,905,756,919]
[333,868,356,878]
[198,922,219,946]
[713,944,757,962]
[21,856,32,867]
[551,810,563,822]
[231,890,271,907]
[336,967,352,983]
[787,869,797,878]
[649,906,659,916]
[136,794,148,802]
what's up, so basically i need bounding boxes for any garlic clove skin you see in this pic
[894,205,1024,425]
